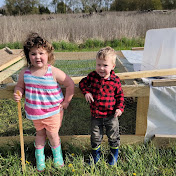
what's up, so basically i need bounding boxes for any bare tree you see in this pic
[51,0,60,13]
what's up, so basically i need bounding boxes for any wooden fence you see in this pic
[1,49,176,146]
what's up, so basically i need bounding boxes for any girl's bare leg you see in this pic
[35,128,46,148]
[46,110,64,147]
[47,111,64,167]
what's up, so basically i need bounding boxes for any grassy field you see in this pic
[1,140,176,176]
[1,16,176,174]
[1,56,175,175]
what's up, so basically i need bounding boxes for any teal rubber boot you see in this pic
[51,143,64,167]
[91,145,101,164]
[35,146,46,171]
[108,146,119,166]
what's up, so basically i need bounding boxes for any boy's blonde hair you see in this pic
[23,32,55,67]
[96,46,117,66]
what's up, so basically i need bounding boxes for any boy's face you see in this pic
[96,57,115,79]
[29,47,48,68]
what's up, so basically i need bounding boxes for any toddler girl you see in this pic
[14,33,74,171]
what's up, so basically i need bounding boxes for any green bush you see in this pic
[53,41,78,51]
[0,42,23,49]
[0,38,144,51]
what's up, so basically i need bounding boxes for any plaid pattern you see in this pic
[79,71,124,118]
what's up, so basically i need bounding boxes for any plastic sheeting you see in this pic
[121,28,176,142]
[144,86,176,142]
[141,28,176,71]
[121,50,143,71]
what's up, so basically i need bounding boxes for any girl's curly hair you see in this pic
[23,32,55,67]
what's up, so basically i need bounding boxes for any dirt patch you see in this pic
[54,51,97,60]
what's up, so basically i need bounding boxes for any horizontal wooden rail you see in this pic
[0,55,23,71]
[0,59,26,83]
[72,68,176,84]
[0,135,144,149]
[117,68,176,80]
[131,47,144,50]
[152,79,176,87]
[0,83,150,99]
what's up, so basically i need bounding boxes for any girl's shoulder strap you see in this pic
[22,67,30,80]
[46,64,52,74]
[23,67,30,74]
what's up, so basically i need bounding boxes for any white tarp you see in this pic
[121,50,143,71]
[143,28,176,141]
[121,28,176,142]
[144,86,176,142]
[141,28,176,71]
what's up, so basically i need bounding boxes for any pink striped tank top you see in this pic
[24,65,64,120]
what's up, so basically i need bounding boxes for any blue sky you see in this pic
[0,0,54,10]
[0,0,5,8]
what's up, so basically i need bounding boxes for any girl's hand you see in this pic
[85,93,94,103]
[14,91,22,102]
[60,101,69,110]
[114,109,122,118]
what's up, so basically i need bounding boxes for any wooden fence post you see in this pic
[135,96,149,135]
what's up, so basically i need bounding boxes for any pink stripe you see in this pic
[25,88,62,95]
[26,98,63,105]
[35,146,45,149]
[25,70,30,74]
[45,73,52,76]
[25,83,58,89]
[25,106,59,115]
[25,72,52,77]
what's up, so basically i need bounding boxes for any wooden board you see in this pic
[0,84,150,99]
[152,79,176,87]
[0,49,23,71]
[131,47,144,50]
[135,96,149,135]
[0,135,144,149]
[72,68,176,84]
[117,68,176,80]
[152,134,176,147]
[54,51,97,60]
[0,59,26,83]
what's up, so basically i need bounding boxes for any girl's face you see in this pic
[29,47,48,68]
[96,57,115,79]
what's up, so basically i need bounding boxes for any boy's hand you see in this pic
[85,93,94,103]
[114,109,122,118]
[14,91,22,102]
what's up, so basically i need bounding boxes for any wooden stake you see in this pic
[17,90,26,172]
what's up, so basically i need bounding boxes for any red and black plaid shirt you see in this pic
[79,70,124,118]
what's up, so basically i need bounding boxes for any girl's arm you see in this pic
[14,68,26,102]
[52,66,74,109]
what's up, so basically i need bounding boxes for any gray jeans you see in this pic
[91,115,120,148]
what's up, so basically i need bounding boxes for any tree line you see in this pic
[0,0,176,16]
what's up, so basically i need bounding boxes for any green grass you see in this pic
[54,60,119,76]
[0,38,144,51]
[1,39,174,175]
[54,60,96,76]
[0,141,176,175]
